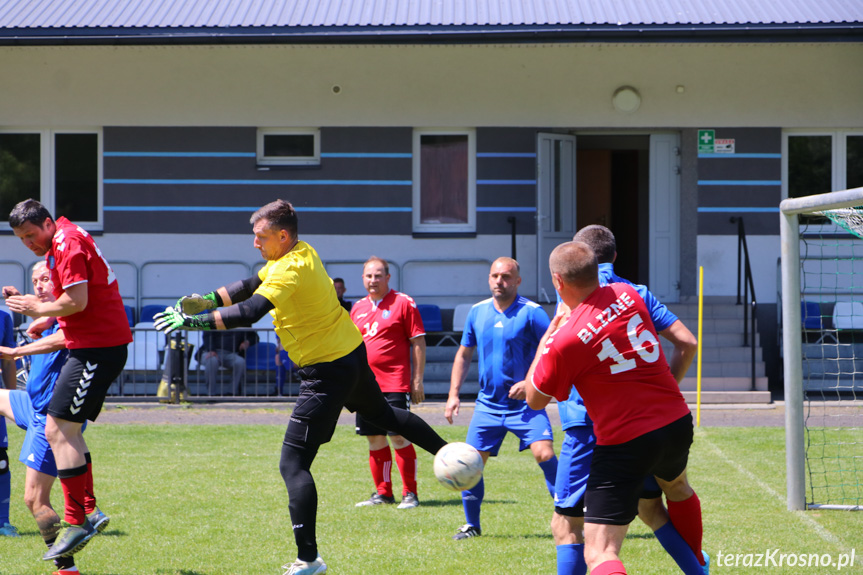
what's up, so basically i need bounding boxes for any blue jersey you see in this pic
[27,324,68,414]
[557,263,679,429]
[1,310,12,450]
[461,295,550,415]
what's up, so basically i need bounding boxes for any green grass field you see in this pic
[1,422,860,574]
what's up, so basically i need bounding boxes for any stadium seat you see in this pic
[124,322,164,372]
[140,304,167,323]
[452,303,474,332]
[417,304,444,332]
[801,300,835,343]
[124,305,135,327]
[833,301,863,331]
[246,342,278,371]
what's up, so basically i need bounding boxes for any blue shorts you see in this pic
[9,390,86,477]
[466,408,553,456]
[554,426,596,516]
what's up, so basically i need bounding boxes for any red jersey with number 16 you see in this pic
[48,217,132,349]
[350,289,425,393]
[532,283,689,445]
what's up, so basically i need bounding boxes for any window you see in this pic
[257,129,320,166]
[0,129,101,229]
[412,129,476,233]
[784,130,863,199]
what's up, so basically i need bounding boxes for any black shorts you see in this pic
[48,345,128,424]
[285,343,394,449]
[356,392,410,436]
[584,413,693,526]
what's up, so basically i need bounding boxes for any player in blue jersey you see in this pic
[445,257,558,540]
[0,262,104,575]
[544,225,706,575]
[0,304,17,538]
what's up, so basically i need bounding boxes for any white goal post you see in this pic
[779,186,863,511]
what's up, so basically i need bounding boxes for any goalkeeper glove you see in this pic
[153,307,215,334]
[175,292,219,315]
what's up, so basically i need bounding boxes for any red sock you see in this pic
[394,444,418,496]
[591,560,627,575]
[667,492,704,565]
[369,447,393,498]
[84,453,96,514]
[57,465,88,525]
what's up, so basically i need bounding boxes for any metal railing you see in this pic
[731,216,758,391]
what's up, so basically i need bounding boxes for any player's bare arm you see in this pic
[410,335,426,405]
[445,345,474,423]
[659,319,698,384]
[0,329,66,360]
[6,282,87,318]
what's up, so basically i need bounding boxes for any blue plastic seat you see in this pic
[245,342,278,371]
[417,304,443,332]
[140,304,167,323]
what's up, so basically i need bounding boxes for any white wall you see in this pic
[697,235,781,303]
[0,43,860,128]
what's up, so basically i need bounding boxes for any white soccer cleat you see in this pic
[282,555,327,575]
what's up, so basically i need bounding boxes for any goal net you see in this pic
[780,187,863,511]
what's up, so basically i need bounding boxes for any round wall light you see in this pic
[612,86,641,114]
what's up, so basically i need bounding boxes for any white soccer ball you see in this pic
[433,442,484,492]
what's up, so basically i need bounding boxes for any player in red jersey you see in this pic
[527,241,703,575]
[4,199,131,566]
[350,256,426,509]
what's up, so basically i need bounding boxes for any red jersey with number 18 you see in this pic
[48,217,133,349]
[532,283,689,445]
[350,289,425,393]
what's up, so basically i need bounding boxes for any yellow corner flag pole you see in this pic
[696,266,704,427]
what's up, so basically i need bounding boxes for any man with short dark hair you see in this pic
[4,199,131,563]
[332,278,351,312]
[153,199,448,575]
[0,262,108,575]
[528,241,703,575]
[548,224,704,575]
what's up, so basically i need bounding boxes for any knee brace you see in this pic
[0,448,8,475]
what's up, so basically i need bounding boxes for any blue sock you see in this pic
[556,543,586,575]
[462,476,484,529]
[538,455,559,498]
[0,419,9,525]
[655,521,704,575]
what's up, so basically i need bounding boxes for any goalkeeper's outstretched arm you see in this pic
[156,275,271,334]
[178,275,264,314]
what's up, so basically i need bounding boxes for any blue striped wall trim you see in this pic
[697,180,782,186]
[477,207,536,212]
[104,151,256,158]
[477,153,537,158]
[698,153,782,159]
[697,207,779,213]
[103,152,412,159]
[104,206,412,212]
[477,180,537,185]
[104,178,411,186]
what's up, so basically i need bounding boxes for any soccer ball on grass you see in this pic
[433,442,484,491]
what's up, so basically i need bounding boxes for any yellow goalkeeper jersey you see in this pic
[255,240,362,367]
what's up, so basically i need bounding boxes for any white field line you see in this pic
[699,435,844,549]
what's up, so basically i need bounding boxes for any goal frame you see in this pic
[779,186,863,511]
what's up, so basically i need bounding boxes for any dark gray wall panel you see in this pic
[698,212,777,235]
[105,127,256,152]
[698,186,781,208]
